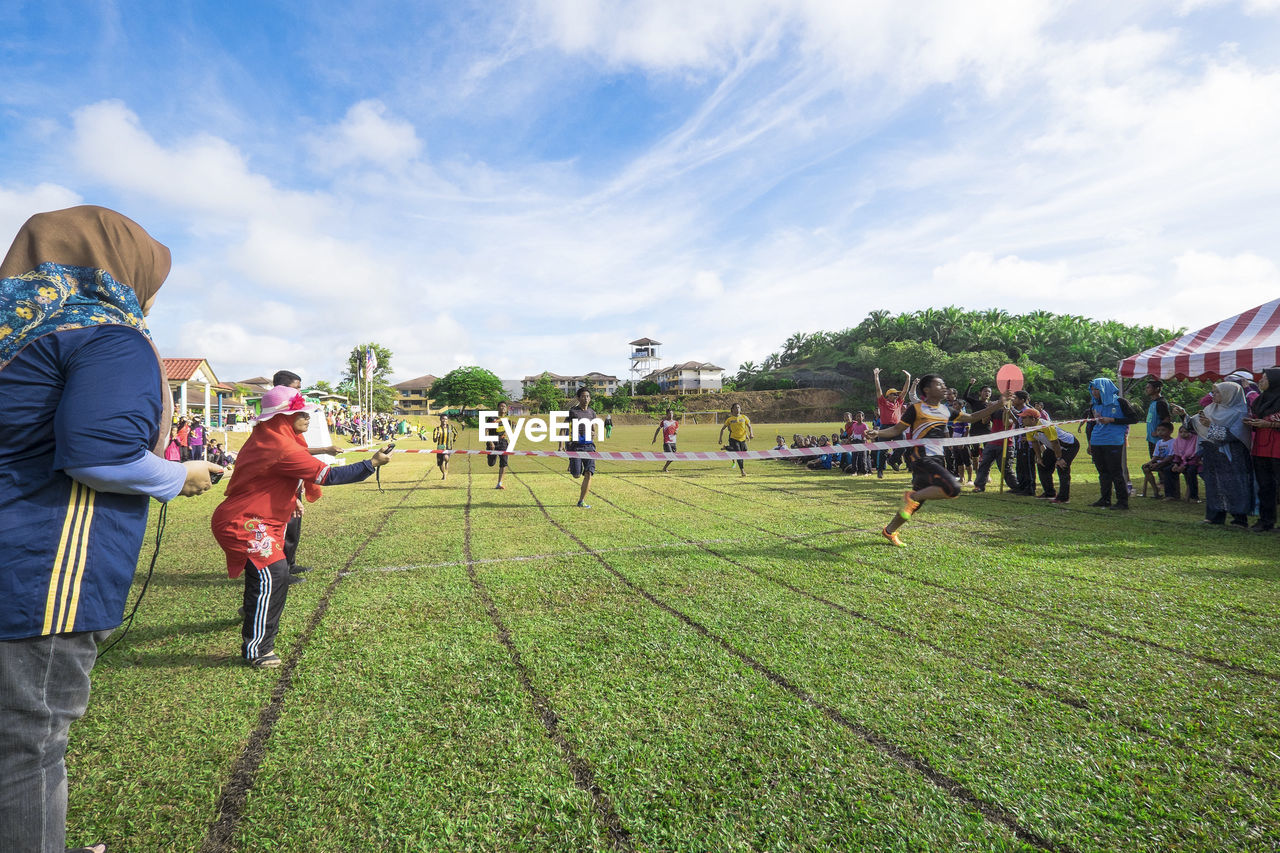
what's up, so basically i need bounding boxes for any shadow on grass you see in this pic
[108,617,240,646]
[148,572,227,588]
[100,651,244,669]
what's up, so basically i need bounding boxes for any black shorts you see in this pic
[436,450,450,467]
[487,441,509,468]
[727,438,748,452]
[663,441,677,453]
[909,455,962,497]
[568,443,596,477]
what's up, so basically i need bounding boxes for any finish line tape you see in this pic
[340,419,1089,462]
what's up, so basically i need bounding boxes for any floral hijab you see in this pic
[0,206,172,453]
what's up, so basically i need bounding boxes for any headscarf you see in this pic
[1089,377,1120,408]
[1191,381,1251,446]
[1,205,172,453]
[224,414,323,504]
[1252,367,1280,419]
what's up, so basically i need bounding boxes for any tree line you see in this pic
[734,307,1210,415]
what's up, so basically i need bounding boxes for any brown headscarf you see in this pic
[1,205,173,454]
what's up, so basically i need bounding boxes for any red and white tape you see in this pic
[341,419,1089,461]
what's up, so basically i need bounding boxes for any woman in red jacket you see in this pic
[212,385,392,668]
[1244,367,1280,533]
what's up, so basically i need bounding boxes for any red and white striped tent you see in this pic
[1119,297,1280,380]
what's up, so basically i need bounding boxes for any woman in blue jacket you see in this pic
[1087,377,1137,509]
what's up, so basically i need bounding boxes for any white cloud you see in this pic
[0,182,83,247]
[307,100,422,170]
[1169,251,1280,322]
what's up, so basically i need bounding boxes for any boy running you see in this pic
[432,413,460,481]
[563,387,600,507]
[867,374,1008,546]
[652,407,679,472]
[487,401,512,489]
[718,402,754,477]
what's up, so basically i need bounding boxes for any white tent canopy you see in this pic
[1119,298,1280,380]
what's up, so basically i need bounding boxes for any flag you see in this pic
[364,348,377,381]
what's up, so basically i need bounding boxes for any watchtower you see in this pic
[628,337,661,392]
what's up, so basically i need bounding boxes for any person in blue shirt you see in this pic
[1086,377,1139,510]
[0,206,223,853]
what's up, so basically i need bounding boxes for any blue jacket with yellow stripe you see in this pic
[0,325,163,640]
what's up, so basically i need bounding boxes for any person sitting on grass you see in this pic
[1139,421,1177,498]
[774,434,788,453]
[211,386,393,669]
[807,436,834,470]
[866,374,1008,546]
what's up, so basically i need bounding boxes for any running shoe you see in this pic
[900,491,921,518]
[495,483,505,489]
[577,500,591,509]
[881,527,905,547]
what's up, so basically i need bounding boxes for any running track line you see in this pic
[198,465,434,853]
[508,465,1073,853]
[564,463,1270,786]
[605,467,1280,685]
[461,458,633,850]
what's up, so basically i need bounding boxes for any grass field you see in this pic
[67,422,1279,852]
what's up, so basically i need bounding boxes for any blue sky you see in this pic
[3,0,1279,386]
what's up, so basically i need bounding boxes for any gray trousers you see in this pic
[0,630,110,853]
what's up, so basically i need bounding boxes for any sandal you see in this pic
[67,845,107,853]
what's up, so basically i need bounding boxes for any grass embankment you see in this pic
[68,423,1279,851]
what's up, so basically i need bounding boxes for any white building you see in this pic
[646,361,725,394]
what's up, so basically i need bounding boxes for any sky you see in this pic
[2,0,1279,386]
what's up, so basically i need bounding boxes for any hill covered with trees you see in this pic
[735,308,1202,414]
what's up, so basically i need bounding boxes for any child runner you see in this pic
[564,387,600,507]
[486,401,512,489]
[867,374,1008,546]
[652,407,679,472]
[432,413,460,481]
[718,402,754,477]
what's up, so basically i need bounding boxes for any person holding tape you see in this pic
[211,386,393,669]
[0,206,223,853]
[866,374,1008,546]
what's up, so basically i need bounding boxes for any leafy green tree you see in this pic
[524,373,567,413]
[604,384,633,412]
[635,379,661,396]
[430,366,505,410]
[338,342,395,412]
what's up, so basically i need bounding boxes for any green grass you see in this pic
[66,423,1280,851]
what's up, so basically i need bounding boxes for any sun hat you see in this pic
[885,387,901,396]
[254,385,321,423]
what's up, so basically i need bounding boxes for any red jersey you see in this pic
[876,395,903,426]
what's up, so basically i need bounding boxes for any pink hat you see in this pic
[254,385,322,423]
